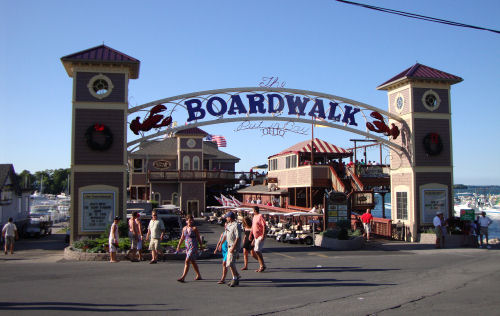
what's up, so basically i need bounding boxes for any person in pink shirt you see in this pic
[250,206,267,272]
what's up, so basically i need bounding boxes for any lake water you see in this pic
[370,192,500,241]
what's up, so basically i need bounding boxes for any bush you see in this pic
[349,229,362,237]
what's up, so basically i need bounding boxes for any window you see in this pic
[269,158,278,171]
[172,193,179,206]
[192,156,200,170]
[285,155,297,169]
[133,159,143,172]
[396,192,408,220]
[182,156,190,170]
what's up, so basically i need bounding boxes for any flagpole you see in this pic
[310,116,314,209]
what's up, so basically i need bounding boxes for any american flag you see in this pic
[207,134,227,147]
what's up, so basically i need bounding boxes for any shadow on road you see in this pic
[0,302,178,312]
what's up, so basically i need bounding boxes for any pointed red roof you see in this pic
[175,127,208,136]
[377,63,462,90]
[269,138,351,158]
[61,45,140,78]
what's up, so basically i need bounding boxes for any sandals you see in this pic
[195,276,203,281]
[241,267,248,271]
[177,278,185,283]
[217,280,225,284]
[256,266,267,272]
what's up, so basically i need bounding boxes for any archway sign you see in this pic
[63,44,460,243]
[127,87,407,155]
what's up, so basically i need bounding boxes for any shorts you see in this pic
[109,241,117,253]
[129,232,138,249]
[479,227,488,236]
[5,236,15,247]
[149,238,161,251]
[225,251,237,267]
[254,237,265,252]
[363,223,371,233]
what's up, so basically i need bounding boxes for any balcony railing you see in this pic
[148,170,252,182]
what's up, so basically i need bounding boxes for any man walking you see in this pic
[2,218,18,255]
[433,211,444,248]
[250,206,267,272]
[360,209,373,241]
[478,211,493,249]
[146,211,165,264]
[127,211,141,262]
[224,211,241,287]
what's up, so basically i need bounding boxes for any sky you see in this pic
[1,0,499,185]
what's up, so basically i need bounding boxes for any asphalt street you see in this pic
[1,221,499,316]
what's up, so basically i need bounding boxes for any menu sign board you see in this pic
[421,189,448,223]
[460,209,475,221]
[81,192,115,232]
[325,193,349,226]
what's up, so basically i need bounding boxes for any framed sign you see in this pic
[421,189,448,223]
[460,209,475,221]
[81,191,115,232]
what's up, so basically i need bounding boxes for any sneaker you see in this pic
[487,245,491,249]
[228,279,238,287]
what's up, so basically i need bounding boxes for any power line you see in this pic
[336,0,500,35]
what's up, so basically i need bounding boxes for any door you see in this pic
[187,200,199,217]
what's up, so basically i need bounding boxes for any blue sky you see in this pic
[1,0,499,185]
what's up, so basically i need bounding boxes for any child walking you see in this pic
[214,223,228,284]
[177,215,203,282]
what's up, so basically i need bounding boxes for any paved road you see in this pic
[1,221,499,315]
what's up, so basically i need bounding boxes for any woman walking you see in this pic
[241,216,258,270]
[176,215,203,282]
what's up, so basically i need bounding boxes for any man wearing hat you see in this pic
[433,211,444,248]
[224,211,241,287]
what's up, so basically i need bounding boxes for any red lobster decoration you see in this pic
[366,111,400,140]
[130,104,173,135]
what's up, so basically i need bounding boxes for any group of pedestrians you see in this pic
[109,209,167,264]
[433,210,493,249]
[211,206,267,287]
[108,206,268,287]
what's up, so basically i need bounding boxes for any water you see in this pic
[370,192,500,241]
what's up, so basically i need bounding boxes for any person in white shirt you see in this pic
[433,212,444,248]
[2,218,18,255]
[478,212,493,249]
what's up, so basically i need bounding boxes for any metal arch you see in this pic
[128,87,403,123]
[127,116,405,153]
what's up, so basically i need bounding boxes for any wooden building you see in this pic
[128,127,240,216]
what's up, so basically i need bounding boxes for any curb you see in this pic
[64,246,216,261]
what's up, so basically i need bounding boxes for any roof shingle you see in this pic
[377,63,462,90]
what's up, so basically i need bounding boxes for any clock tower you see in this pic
[377,64,462,241]
[61,45,140,242]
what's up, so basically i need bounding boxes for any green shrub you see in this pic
[349,229,362,237]
[321,229,339,238]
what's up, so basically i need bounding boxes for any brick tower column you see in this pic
[61,45,140,242]
[377,64,462,241]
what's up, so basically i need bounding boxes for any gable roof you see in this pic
[129,139,239,161]
[377,63,463,90]
[269,138,351,159]
[0,164,21,193]
[175,127,208,137]
[61,44,140,78]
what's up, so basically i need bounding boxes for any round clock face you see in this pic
[396,96,404,110]
[187,138,196,148]
[422,90,441,112]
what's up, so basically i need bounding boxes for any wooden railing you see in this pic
[351,214,392,239]
[328,166,346,192]
[346,167,364,191]
[148,170,248,181]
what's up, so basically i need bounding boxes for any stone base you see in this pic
[419,233,477,247]
[64,247,214,261]
[314,235,364,250]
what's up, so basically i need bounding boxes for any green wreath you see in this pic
[85,124,113,151]
[423,133,443,156]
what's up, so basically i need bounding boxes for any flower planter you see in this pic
[64,246,214,261]
[314,235,364,250]
[419,233,476,247]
